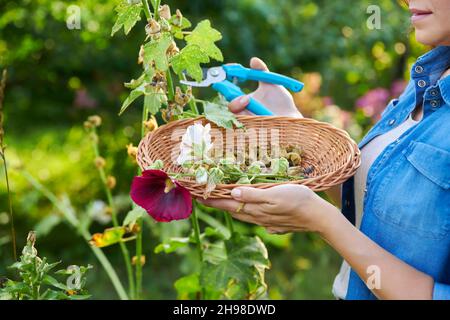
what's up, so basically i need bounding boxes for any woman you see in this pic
[199,0,450,300]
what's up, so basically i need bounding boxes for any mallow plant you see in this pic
[112,0,271,300]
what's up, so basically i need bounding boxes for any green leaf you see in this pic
[124,74,145,89]
[170,44,209,82]
[111,2,142,36]
[118,83,145,115]
[145,90,166,115]
[90,227,127,248]
[43,275,68,291]
[204,102,243,129]
[200,234,269,297]
[186,20,223,61]
[122,207,145,228]
[154,237,190,254]
[174,273,201,299]
[68,294,91,300]
[143,33,173,71]
[169,15,192,39]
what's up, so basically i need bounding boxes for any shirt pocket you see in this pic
[372,141,450,240]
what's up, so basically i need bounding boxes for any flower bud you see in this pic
[143,115,158,132]
[94,156,106,169]
[127,143,138,159]
[132,255,146,266]
[104,206,113,216]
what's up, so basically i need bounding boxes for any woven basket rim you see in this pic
[137,115,361,197]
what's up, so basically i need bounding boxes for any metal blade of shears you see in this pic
[180,67,226,87]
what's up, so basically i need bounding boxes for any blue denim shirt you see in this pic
[342,46,450,300]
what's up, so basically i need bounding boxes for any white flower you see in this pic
[176,123,213,165]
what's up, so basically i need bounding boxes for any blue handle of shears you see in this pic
[212,81,274,116]
[222,64,304,92]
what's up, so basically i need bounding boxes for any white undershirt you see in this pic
[332,113,419,299]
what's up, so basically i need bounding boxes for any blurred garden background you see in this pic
[0,0,428,299]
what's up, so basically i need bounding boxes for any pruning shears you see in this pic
[179,64,304,116]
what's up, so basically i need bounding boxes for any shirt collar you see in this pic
[412,46,450,83]
[439,75,450,106]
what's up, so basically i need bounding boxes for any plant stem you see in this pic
[0,69,16,261]
[135,221,143,298]
[166,69,175,101]
[1,154,16,260]
[91,130,135,298]
[134,88,150,300]
[224,212,235,234]
[181,74,199,114]
[150,0,161,19]
[141,0,152,20]
[21,170,129,300]
[191,203,203,262]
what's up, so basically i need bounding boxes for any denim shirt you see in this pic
[342,46,450,300]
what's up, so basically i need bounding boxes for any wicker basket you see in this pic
[137,116,361,199]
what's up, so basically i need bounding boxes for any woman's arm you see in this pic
[318,199,434,300]
[199,185,436,300]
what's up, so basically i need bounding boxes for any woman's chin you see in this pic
[414,27,450,47]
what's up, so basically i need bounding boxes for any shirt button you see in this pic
[415,65,424,74]
[430,100,439,108]
[418,80,427,88]
[388,119,396,126]
[345,200,350,207]
[430,89,438,96]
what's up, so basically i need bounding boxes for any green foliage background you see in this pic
[0,0,427,299]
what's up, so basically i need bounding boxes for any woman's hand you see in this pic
[198,184,337,234]
[228,57,303,118]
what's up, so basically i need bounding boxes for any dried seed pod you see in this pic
[94,156,106,169]
[159,4,171,20]
[145,19,161,37]
[106,175,117,189]
[83,121,93,130]
[88,115,102,127]
[174,86,191,107]
[138,45,145,64]
[174,9,183,26]
[167,41,179,57]
[287,152,302,166]
[287,166,303,176]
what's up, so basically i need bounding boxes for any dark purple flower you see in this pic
[130,170,192,222]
